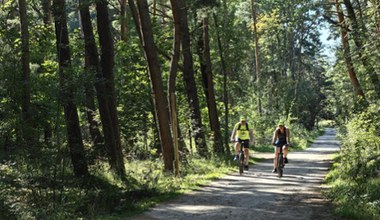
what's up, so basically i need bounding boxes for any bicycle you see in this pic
[238,145,245,175]
[276,144,289,177]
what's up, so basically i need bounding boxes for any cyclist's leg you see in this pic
[273,146,280,171]
[234,141,241,156]
[243,141,249,165]
[283,145,289,162]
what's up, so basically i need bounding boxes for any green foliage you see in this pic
[325,102,380,219]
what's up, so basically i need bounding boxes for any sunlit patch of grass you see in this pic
[318,120,336,128]
[102,156,235,219]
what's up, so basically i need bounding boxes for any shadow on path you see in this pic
[129,128,344,220]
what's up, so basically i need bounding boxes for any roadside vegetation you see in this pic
[324,103,380,220]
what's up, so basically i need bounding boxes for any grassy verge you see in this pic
[95,156,236,219]
[324,157,380,220]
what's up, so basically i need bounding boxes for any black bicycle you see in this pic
[277,146,284,177]
[276,144,289,177]
[238,146,245,175]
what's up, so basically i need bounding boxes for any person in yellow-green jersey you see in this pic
[230,116,254,170]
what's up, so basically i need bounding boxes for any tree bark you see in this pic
[18,0,33,144]
[213,12,230,154]
[178,0,208,157]
[335,0,366,100]
[168,0,188,152]
[251,0,262,115]
[136,0,175,171]
[78,0,105,156]
[343,0,380,99]
[41,0,52,25]
[96,0,125,176]
[197,16,223,154]
[128,0,143,43]
[119,0,128,41]
[52,0,88,177]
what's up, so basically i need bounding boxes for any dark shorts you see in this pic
[238,139,250,148]
[275,141,287,148]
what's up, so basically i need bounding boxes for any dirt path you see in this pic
[130,128,343,220]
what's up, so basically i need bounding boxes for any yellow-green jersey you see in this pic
[234,122,250,140]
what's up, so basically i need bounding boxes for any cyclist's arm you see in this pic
[286,128,290,145]
[271,129,278,145]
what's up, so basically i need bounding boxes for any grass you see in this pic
[95,156,236,219]
[324,152,380,220]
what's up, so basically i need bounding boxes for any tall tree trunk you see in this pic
[96,0,125,176]
[18,0,33,144]
[52,0,88,177]
[136,0,175,171]
[197,16,223,154]
[78,0,104,156]
[177,0,208,157]
[213,12,230,154]
[335,0,366,100]
[251,0,262,115]
[119,0,128,41]
[343,0,380,99]
[128,0,143,43]
[41,0,52,25]
[168,0,188,152]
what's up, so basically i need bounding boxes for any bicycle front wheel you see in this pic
[277,154,283,177]
[238,152,244,175]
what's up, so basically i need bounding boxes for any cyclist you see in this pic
[230,116,254,170]
[271,121,291,173]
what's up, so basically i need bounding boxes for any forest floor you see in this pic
[129,128,346,220]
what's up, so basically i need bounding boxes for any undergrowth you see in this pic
[324,103,380,220]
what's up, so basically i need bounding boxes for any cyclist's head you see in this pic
[240,116,246,122]
[278,120,285,127]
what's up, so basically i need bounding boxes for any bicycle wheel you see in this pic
[238,152,244,175]
[277,153,283,177]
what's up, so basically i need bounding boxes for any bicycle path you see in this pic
[130,128,343,220]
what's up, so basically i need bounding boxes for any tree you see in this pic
[197,15,223,154]
[52,0,88,176]
[178,0,208,157]
[343,0,380,100]
[41,0,52,25]
[119,0,128,41]
[335,0,366,100]
[212,12,230,153]
[135,0,175,171]
[251,0,262,115]
[78,0,104,158]
[168,0,188,152]
[18,0,33,144]
[96,0,125,176]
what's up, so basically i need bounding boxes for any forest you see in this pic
[0,0,379,219]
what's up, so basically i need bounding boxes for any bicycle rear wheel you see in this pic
[277,153,283,177]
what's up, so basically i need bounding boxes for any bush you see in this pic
[325,103,380,219]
